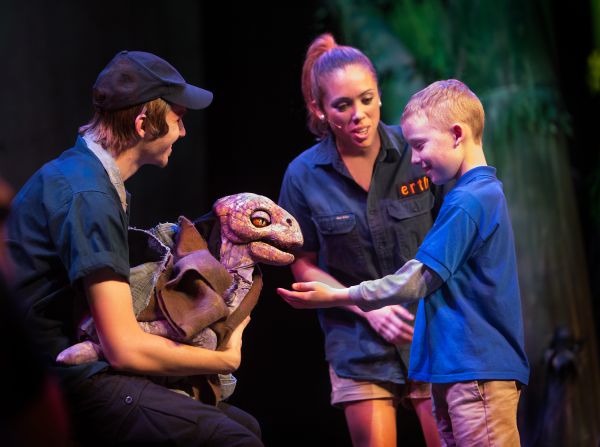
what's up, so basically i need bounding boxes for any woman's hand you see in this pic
[364,305,415,346]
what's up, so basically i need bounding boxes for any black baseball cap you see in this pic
[92,50,213,111]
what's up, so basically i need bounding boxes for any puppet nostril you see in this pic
[286,218,293,226]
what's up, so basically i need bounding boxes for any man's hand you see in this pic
[221,316,251,371]
[276,281,350,309]
[364,305,415,346]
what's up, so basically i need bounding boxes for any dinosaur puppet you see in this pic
[56,192,303,402]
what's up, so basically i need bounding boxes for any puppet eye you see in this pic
[251,210,271,228]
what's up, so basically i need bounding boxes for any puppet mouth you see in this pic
[249,241,295,265]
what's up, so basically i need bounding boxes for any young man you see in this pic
[6,51,263,446]
[278,79,530,446]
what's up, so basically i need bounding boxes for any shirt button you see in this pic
[124,395,133,404]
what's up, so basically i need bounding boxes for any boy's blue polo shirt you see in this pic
[6,136,131,389]
[413,166,530,384]
[279,123,440,383]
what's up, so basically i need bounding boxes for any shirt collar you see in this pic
[456,165,497,186]
[312,122,403,167]
[378,123,402,162]
[82,134,128,213]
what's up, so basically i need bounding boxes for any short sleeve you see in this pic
[415,203,482,282]
[49,191,130,283]
[278,165,318,252]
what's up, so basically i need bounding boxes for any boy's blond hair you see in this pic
[401,79,485,143]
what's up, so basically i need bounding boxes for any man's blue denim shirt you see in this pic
[279,123,444,384]
[6,136,130,389]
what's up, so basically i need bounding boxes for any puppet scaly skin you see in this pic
[214,192,303,267]
[215,192,303,309]
[56,193,303,365]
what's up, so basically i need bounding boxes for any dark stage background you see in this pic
[1,1,599,446]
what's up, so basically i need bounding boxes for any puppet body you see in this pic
[57,193,303,401]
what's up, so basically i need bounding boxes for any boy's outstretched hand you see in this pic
[276,282,351,309]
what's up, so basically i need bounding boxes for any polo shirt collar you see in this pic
[457,165,497,186]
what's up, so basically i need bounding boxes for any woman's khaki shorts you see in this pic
[328,365,431,408]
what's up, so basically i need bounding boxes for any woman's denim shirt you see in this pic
[279,123,444,383]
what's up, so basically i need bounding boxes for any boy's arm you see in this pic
[348,259,442,311]
[290,252,415,345]
[277,259,442,310]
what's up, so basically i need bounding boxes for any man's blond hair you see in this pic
[78,98,170,154]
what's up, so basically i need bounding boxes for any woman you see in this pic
[278,34,442,447]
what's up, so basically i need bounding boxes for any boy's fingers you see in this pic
[292,281,322,292]
[276,289,311,308]
[277,287,298,298]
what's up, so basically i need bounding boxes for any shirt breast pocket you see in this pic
[387,193,435,258]
[313,213,365,273]
[387,193,434,220]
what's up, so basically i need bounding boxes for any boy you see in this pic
[277,79,530,446]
